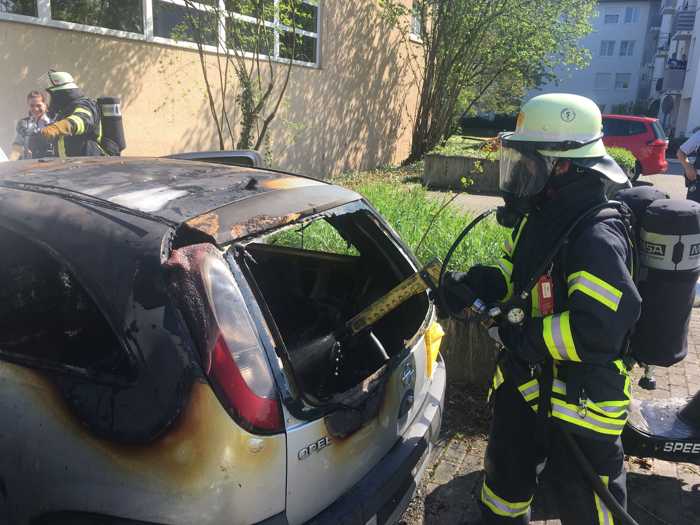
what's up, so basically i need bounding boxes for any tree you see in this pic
[179,0,311,151]
[381,0,596,163]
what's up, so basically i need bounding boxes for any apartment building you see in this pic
[0,1,420,177]
[532,1,660,113]
[652,0,700,137]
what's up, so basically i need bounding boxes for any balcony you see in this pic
[663,66,687,92]
[673,10,696,39]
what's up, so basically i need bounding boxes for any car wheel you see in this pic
[629,161,642,183]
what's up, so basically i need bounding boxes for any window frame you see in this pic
[619,40,635,57]
[614,73,632,90]
[599,40,615,57]
[603,12,620,24]
[0,0,322,69]
[624,6,640,24]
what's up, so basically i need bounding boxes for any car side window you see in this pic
[0,227,129,376]
[627,121,647,135]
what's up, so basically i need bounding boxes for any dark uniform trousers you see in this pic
[480,378,626,524]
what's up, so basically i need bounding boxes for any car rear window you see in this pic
[0,227,129,376]
[651,120,667,140]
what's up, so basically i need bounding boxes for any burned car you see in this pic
[0,157,445,525]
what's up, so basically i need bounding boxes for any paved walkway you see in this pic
[402,173,700,524]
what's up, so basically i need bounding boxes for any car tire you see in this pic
[629,161,642,183]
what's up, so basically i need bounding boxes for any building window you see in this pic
[600,40,616,57]
[615,73,632,89]
[0,0,321,67]
[0,0,36,16]
[51,0,144,34]
[410,1,422,37]
[624,7,640,24]
[619,40,635,57]
[595,73,612,89]
[153,0,218,46]
[604,13,620,24]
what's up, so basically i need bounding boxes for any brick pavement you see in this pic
[402,309,700,525]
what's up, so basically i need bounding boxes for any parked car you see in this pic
[0,156,445,525]
[602,114,668,180]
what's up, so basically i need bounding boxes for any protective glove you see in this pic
[498,321,544,363]
[40,118,73,140]
[439,271,478,317]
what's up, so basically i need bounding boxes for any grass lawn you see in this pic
[331,166,509,270]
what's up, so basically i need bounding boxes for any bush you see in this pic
[607,146,637,174]
[430,136,498,160]
[333,171,508,270]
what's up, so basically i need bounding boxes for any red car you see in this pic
[602,114,668,180]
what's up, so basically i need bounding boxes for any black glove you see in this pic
[439,271,478,317]
[498,322,544,363]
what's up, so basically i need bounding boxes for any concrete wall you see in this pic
[0,1,421,178]
[531,1,656,111]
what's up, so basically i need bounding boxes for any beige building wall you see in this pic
[0,1,420,178]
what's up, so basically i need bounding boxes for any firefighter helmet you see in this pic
[44,70,79,92]
[499,93,628,197]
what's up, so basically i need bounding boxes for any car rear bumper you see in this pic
[641,155,668,175]
[305,355,446,525]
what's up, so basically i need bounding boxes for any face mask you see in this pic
[496,193,534,228]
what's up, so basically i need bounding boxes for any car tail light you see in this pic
[203,254,283,434]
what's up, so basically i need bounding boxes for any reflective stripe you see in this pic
[543,312,581,362]
[553,378,565,393]
[66,115,84,135]
[73,107,92,117]
[594,475,615,525]
[481,480,532,518]
[488,365,506,402]
[518,379,539,402]
[495,257,514,301]
[568,271,622,312]
[551,398,626,436]
[57,136,66,158]
[587,400,628,418]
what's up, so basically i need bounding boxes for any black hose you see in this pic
[437,207,496,317]
[559,427,640,525]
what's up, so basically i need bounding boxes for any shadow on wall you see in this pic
[0,0,417,177]
[273,1,415,177]
[0,21,217,155]
[174,2,417,177]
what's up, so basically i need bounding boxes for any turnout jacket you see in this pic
[487,174,642,440]
[51,90,104,158]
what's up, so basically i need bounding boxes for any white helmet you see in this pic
[499,93,628,197]
[44,70,79,92]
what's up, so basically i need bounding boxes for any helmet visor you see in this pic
[499,141,556,198]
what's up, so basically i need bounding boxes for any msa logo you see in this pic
[663,441,700,454]
[644,241,666,257]
[690,243,700,257]
[298,436,332,460]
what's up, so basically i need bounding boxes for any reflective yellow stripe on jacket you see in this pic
[568,271,623,312]
[543,312,581,362]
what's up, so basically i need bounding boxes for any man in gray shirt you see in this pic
[677,129,700,202]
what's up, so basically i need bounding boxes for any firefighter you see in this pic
[444,94,641,524]
[40,71,105,157]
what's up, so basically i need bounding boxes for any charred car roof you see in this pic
[0,157,362,246]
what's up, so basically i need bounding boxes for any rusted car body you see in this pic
[0,157,445,525]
